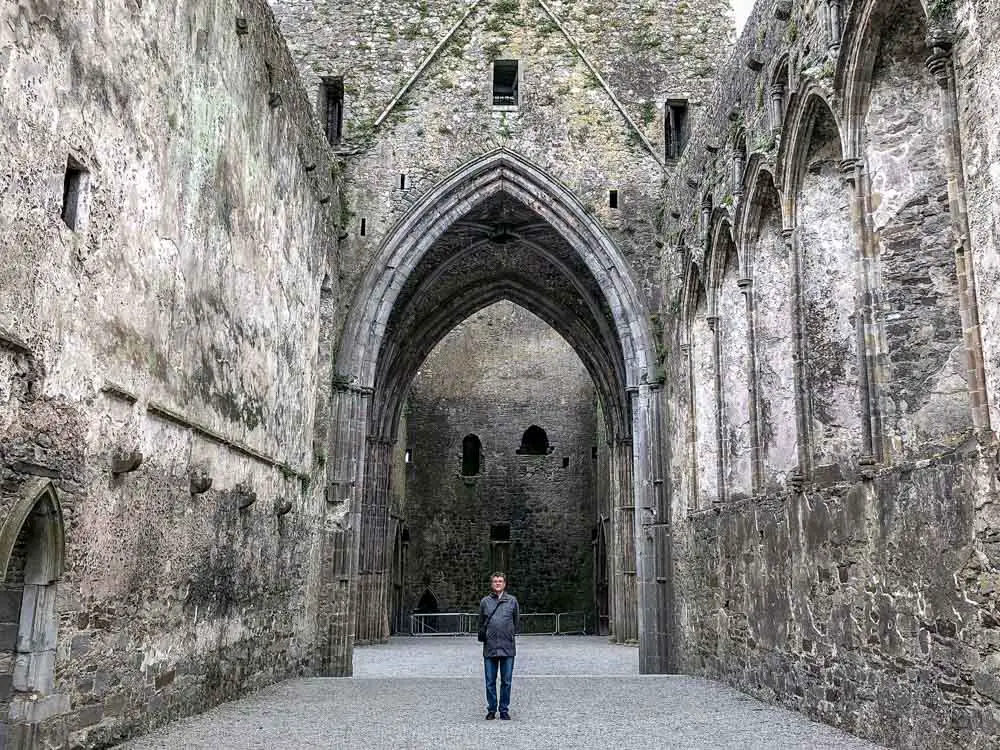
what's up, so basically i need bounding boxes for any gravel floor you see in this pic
[115,637,886,750]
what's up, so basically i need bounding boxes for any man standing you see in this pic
[479,572,519,720]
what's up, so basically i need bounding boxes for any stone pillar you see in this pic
[355,438,393,644]
[738,277,764,494]
[318,385,369,676]
[733,153,746,201]
[769,83,786,134]
[826,0,842,51]
[633,383,673,673]
[707,315,726,504]
[611,432,637,644]
[680,342,697,512]
[784,228,811,481]
[926,44,992,433]
[841,157,883,464]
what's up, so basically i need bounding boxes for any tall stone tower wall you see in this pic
[404,301,598,619]
[270,0,734,300]
[1,0,345,745]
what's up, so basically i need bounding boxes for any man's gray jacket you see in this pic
[480,592,519,657]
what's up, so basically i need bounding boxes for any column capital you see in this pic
[737,277,753,290]
[781,227,795,242]
[840,157,863,180]
[925,46,953,88]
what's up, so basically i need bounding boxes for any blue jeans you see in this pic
[484,656,514,713]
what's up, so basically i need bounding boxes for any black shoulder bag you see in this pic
[477,598,502,643]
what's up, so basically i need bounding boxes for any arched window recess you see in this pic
[516,425,551,455]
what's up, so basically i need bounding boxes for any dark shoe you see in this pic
[486,712,496,720]
[499,712,510,720]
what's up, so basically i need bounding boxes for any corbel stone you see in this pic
[235,18,249,35]
[111,451,142,475]
[234,482,257,510]
[275,498,293,517]
[268,92,283,109]
[189,468,213,495]
[744,53,764,72]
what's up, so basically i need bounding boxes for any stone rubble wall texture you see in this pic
[1,0,345,747]
[660,0,1000,747]
[4,0,1000,747]
[404,301,598,617]
[269,0,733,303]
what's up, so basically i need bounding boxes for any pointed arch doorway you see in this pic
[326,149,671,674]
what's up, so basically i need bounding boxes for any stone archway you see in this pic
[0,478,67,745]
[328,148,670,674]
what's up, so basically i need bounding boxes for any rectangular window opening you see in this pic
[320,77,344,146]
[493,60,519,107]
[666,99,689,161]
[609,189,619,209]
[360,218,367,236]
[61,156,88,230]
[591,446,598,460]
[400,173,407,190]
[404,448,412,464]
[490,523,511,542]
[562,456,570,468]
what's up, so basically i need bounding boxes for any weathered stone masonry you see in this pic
[662,0,1000,747]
[6,0,1000,748]
[404,302,598,620]
[2,0,349,746]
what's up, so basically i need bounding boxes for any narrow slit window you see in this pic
[562,456,570,468]
[404,448,412,464]
[665,100,689,160]
[493,60,519,107]
[462,434,482,476]
[61,156,88,230]
[400,173,407,190]
[609,189,619,209]
[320,77,344,146]
[360,218,367,236]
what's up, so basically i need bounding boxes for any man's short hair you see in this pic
[490,572,506,581]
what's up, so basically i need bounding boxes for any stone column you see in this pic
[738,277,763,494]
[769,83,786,134]
[927,44,992,433]
[611,431,637,644]
[707,315,726,504]
[842,157,883,464]
[733,153,746,201]
[784,228,811,481]
[680,342,698,512]
[633,383,673,673]
[826,0,842,51]
[318,384,369,676]
[355,437,394,644]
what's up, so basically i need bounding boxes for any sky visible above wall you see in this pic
[734,0,754,35]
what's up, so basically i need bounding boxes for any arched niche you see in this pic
[854,0,969,458]
[0,478,67,729]
[516,426,549,456]
[743,170,797,490]
[461,434,483,475]
[787,94,862,478]
[710,221,752,501]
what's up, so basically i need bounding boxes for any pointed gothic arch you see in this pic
[331,148,667,670]
[0,479,67,738]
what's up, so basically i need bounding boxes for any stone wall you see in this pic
[270,0,734,301]
[660,0,1000,746]
[404,302,599,619]
[1,0,343,746]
